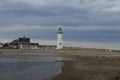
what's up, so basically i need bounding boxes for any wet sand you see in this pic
[52,58,120,80]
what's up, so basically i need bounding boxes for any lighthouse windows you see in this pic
[59,43,61,45]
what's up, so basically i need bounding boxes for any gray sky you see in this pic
[0,0,120,49]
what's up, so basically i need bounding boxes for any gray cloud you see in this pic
[1,0,120,26]
[0,0,120,49]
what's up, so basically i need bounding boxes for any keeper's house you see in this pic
[9,36,39,49]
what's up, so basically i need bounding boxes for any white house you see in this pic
[9,36,39,49]
[30,43,39,49]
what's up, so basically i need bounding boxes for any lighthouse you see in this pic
[57,27,63,49]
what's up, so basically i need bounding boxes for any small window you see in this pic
[59,43,61,45]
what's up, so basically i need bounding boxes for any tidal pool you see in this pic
[0,56,65,80]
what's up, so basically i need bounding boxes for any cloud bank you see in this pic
[0,0,120,49]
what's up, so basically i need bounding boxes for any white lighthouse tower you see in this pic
[57,27,63,49]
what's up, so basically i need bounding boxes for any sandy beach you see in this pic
[52,58,120,80]
[0,48,120,58]
[0,49,120,80]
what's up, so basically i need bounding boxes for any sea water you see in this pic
[0,56,64,80]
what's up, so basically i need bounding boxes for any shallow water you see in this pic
[0,56,65,80]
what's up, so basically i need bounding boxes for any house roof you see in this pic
[30,43,39,45]
[19,36,30,42]
[9,42,18,45]
[39,45,57,47]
